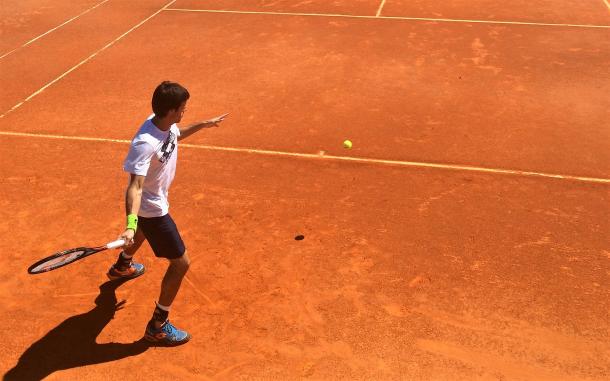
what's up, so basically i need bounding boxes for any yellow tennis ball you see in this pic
[343,139,353,149]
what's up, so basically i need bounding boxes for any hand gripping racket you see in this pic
[28,239,126,274]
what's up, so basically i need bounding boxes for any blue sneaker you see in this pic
[144,320,191,346]
[106,261,145,281]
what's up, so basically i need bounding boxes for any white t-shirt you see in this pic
[123,116,180,218]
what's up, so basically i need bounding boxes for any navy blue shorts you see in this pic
[138,214,185,259]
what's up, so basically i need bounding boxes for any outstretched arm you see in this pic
[178,113,229,141]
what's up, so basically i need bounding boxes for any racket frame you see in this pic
[28,239,125,274]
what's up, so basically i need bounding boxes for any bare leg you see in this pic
[155,251,190,328]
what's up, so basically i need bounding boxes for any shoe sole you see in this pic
[107,267,146,281]
[144,333,191,347]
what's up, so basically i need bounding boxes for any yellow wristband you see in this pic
[126,214,138,231]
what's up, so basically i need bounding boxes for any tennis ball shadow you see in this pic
[3,279,150,381]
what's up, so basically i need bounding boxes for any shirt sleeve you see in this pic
[123,140,154,176]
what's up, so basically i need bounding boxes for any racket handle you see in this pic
[106,239,126,249]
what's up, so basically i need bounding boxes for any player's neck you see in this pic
[151,116,172,131]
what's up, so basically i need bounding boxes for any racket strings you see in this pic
[32,249,87,272]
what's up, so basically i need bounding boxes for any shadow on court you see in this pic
[4,279,150,381]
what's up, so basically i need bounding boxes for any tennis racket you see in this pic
[28,239,126,274]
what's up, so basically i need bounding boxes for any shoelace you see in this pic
[162,320,176,335]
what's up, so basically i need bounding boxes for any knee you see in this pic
[181,255,191,271]
[172,251,190,273]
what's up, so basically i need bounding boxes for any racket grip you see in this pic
[106,239,126,249]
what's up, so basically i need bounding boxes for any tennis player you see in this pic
[107,81,227,346]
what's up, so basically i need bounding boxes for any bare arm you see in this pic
[125,174,145,215]
[178,113,228,141]
[119,174,145,245]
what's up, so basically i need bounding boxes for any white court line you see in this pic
[0,131,130,144]
[376,0,387,17]
[0,0,177,120]
[604,0,610,11]
[1,130,608,184]
[164,8,610,28]
[184,275,215,306]
[0,0,110,60]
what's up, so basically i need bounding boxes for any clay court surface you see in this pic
[1,1,609,380]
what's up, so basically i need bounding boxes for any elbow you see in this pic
[127,175,146,197]
[127,183,144,197]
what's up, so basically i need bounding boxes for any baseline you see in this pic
[1,131,608,184]
[164,7,610,28]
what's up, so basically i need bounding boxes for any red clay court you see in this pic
[1,1,609,380]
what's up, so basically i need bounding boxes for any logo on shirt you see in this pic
[159,132,177,163]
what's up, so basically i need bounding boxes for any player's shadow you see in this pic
[4,279,150,381]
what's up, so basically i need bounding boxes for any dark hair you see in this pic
[151,81,190,118]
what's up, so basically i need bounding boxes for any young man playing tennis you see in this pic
[107,81,227,346]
